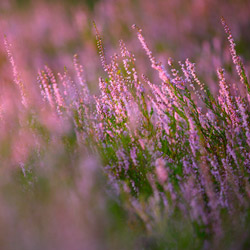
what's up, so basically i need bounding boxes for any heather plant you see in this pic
[1,15,250,250]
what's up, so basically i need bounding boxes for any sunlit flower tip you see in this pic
[131,24,142,32]
[4,37,28,107]
[168,57,173,66]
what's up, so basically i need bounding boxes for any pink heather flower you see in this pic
[130,179,139,194]
[156,63,170,83]
[58,71,68,97]
[37,73,46,101]
[161,84,179,107]
[217,68,239,127]
[119,39,136,78]
[197,107,208,129]
[45,66,64,110]
[236,96,250,146]
[116,148,130,173]
[4,38,27,107]
[148,96,170,135]
[119,40,130,58]
[132,24,157,67]
[155,158,167,184]
[58,69,81,109]
[207,155,222,185]
[132,25,171,84]
[106,130,114,139]
[180,59,204,100]
[185,59,205,92]
[226,144,239,167]
[95,96,106,120]
[38,70,54,108]
[95,122,104,141]
[142,74,174,113]
[191,156,199,175]
[73,54,90,103]
[221,17,249,89]
[185,108,199,157]
[98,77,113,110]
[180,61,194,90]
[73,54,86,87]
[222,157,243,206]
[247,94,250,106]
[169,65,185,90]
[182,159,192,175]
[181,176,208,224]
[168,57,173,66]
[138,139,146,150]
[93,22,109,72]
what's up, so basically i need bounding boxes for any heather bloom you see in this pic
[45,66,65,111]
[119,39,136,78]
[132,25,171,84]
[93,21,109,72]
[116,148,130,173]
[155,157,167,184]
[73,54,90,103]
[185,108,199,157]
[208,155,222,186]
[217,68,240,127]
[130,147,138,166]
[4,38,28,107]
[168,60,185,90]
[185,59,205,92]
[132,24,157,68]
[221,17,250,92]
[38,70,55,108]
[2,11,250,250]
[236,96,250,146]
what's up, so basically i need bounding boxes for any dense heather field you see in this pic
[1,1,250,249]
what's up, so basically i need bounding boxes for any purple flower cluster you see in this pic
[2,17,250,248]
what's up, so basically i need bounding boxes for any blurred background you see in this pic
[0,0,250,92]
